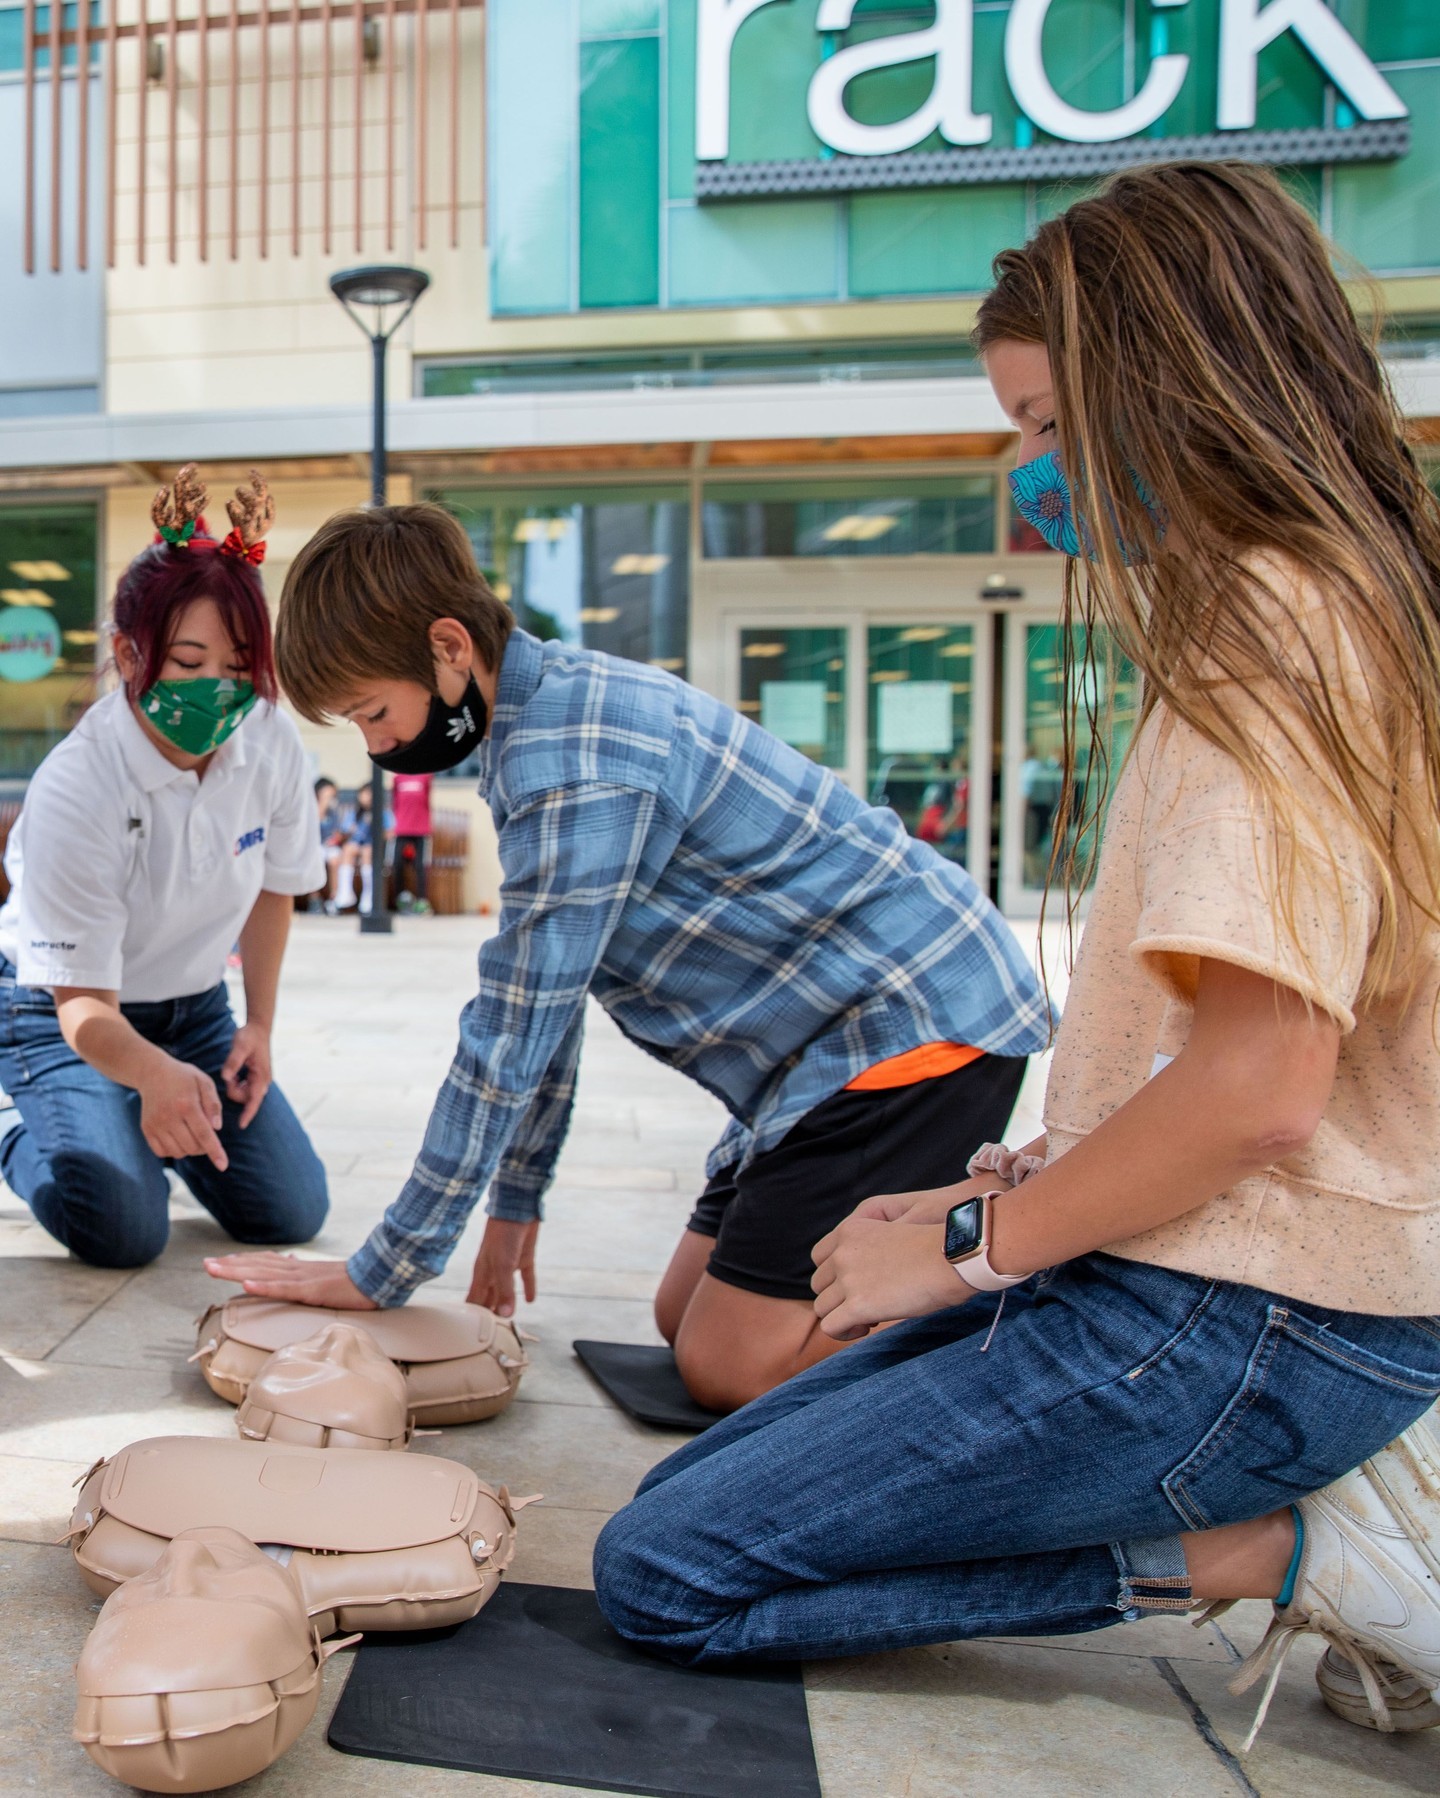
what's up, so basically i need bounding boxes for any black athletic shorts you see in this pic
[686,1052,1028,1303]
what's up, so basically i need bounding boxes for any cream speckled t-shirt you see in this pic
[1043,566,1440,1317]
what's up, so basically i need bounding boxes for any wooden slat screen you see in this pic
[22,0,485,272]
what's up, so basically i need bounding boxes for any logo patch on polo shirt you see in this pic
[234,826,266,857]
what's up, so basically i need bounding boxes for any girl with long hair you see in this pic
[0,466,328,1268]
[593,163,1440,1742]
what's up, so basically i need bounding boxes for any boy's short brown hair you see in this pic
[276,502,514,722]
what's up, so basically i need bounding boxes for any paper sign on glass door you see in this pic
[877,681,953,755]
[761,681,828,746]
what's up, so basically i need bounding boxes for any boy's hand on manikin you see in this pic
[202,1252,378,1309]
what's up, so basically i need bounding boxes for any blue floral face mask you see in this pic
[1009,449,1162,560]
[1010,450,1084,555]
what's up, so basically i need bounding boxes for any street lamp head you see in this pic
[329,264,431,341]
[330,264,430,308]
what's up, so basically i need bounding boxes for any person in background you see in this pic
[915,755,968,864]
[392,770,434,915]
[331,780,382,914]
[308,775,344,913]
[0,465,327,1268]
[1020,741,1062,885]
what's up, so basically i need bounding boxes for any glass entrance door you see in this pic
[737,625,849,773]
[866,622,978,872]
[725,610,993,892]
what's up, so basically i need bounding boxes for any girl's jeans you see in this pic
[0,960,328,1269]
[593,1253,1440,1664]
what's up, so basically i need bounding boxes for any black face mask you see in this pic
[371,674,488,775]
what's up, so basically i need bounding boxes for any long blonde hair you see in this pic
[975,161,1440,1005]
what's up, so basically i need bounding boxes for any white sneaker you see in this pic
[1230,1405,1440,1745]
[1315,1646,1440,1732]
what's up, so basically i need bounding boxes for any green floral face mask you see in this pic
[140,677,258,757]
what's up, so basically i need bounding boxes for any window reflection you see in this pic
[0,503,99,777]
[866,624,974,856]
[704,478,996,558]
[1020,624,1138,891]
[434,486,690,671]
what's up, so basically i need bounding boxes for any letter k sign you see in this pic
[1217,0,1407,130]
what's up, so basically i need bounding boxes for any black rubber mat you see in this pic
[573,1339,722,1432]
[327,1581,821,1798]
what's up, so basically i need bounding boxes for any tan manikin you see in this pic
[72,1307,536,1788]
[74,1525,351,1795]
[195,1296,529,1425]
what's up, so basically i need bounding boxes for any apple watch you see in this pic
[943,1191,1031,1293]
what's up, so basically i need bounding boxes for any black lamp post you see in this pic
[329,263,430,936]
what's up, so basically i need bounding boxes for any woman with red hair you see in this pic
[0,466,328,1267]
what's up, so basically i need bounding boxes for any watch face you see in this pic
[944,1198,984,1263]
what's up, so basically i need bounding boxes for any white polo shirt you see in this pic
[0,690,324,1001]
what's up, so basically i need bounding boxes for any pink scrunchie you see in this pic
[966,1142,1047,1186]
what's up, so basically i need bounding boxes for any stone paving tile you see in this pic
[505,1504,608,1590]
[0,1259,133,1359]
[805,1640,1240,1797]
[47,1261,225,1373]
[0,1359,233,1465]
[532,1185,698,1277]
[1177,1647,1440,1794]
[0,1213,72,1259]
[505,1291,666,1409]
[1,1540,638,1798]
[992,1611,1240,1667]
[414,1398,686,1515]
[0,1451,93,1543]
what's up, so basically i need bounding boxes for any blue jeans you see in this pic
[0,962,328,1269]
[593,1254,1440,1664]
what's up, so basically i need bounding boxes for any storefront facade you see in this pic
[436,0,1440,908]
[1,1,1438,909]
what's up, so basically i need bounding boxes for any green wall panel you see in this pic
[667,0,696,200]
[489,0,577,315]
[725,1,829,161]
[580,0,658,33]
[1337,1,1440,66]
[1333,67,1440,274]
[849,185,1027,298]
[579,37,661,308]
[668,200,841,305]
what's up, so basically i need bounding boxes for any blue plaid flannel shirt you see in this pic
[348,631,1054,1303]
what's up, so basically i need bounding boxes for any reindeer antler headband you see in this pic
[150,464,275,565]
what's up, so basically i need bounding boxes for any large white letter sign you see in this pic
[806,0,991,157]
[1218,0,1407,130]
[1005,0,1189,143]
[697,0,785,161]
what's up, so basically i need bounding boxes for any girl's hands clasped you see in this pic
[810,1171,1013,1340]
[812,1214,979,1345]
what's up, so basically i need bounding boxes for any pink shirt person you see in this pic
[392,773,433,839]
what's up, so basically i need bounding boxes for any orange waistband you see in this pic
[844,1042,984,1092]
